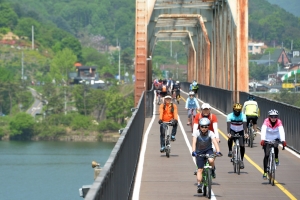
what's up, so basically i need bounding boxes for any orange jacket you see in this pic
[159,103,178,122]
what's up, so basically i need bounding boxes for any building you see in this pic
[259,48,290,66]
[248,42,264,54]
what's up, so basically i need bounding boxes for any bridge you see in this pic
[83,0,300,199]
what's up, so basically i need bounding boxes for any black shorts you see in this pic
[229,130,245,146]
[160,92,167,97]
[192,89,198,94]
[196,148,214,169]
[246,116,258,126]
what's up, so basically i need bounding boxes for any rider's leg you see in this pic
[187,110,191,125]
[263,144,270,172]
[171,123,177,140]
[159,124,165,151]
[228,138,233,157]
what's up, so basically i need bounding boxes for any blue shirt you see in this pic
[227,113,246,132]
[185,97,200,109]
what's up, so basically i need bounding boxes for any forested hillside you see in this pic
[267,0,300,17]
[249,0,300,49]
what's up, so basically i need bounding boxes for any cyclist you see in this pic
[172,80,181,100]
[260,109,286,179]
[242,94,260,137]
[158,95,178,152]
[191,118,222,193]
[227,103,247,169]
[185,91,200,126]
[189,80,199,98]
[155,79,163,103]
[193,103,220,177]
[160,79,168,101]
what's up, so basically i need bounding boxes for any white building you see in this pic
[248,42,264,54]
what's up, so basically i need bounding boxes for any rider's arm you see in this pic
[210,132,220,152]
[242,114,247,132]
[226,114,231,134]
[212,122,219,139]
[193,114,199,133]
[173,105,178,121]
[192,131,199,152]
[185,98,189,109]
[260,124,267,140]
[159,104,164,120]
[279,126,285,141]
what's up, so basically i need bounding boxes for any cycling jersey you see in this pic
[261,118,285,141]
[193,114,219,138]
[159,102,178,122]
[242,100,259,117]
[192,130,215,152]
[227,113,247,132]
[185,97,200,109]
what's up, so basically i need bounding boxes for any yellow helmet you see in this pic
[233,103,242,111]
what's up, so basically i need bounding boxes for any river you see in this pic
[0,140,115,200]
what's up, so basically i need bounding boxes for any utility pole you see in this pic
[268,51,270,67]
[32,26,34,50]
[170,41,172,57]
[118,43,121,83]
[21,51,24,81]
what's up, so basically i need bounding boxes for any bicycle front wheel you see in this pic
[271,154,276,186]
[206,169,212,199]
[237,146,241,175]
[233,146,237,173]
[268,155,272,184]
[249,129,254,148]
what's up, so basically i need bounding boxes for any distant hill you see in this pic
[267,0,300,17]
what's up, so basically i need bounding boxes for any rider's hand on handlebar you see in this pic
[260,140,265,146]
[216,152,223,157]
[192,151,197,157]
[227,133,231,138]
[158,119,163,124]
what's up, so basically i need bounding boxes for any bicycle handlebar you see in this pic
[196,153,222,158]
[263,140,285,150]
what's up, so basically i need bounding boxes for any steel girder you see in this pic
[134,0,248,105]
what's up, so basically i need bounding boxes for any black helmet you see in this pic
[248,95,255,101]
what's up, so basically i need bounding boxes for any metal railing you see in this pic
[85,92,146,200]
[145,85,154,118]
[180,82,233,114]
[240,92,300,153]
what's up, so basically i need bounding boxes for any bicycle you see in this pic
[264,140,285,186]
[188,108,195,132]
[196,153,222,199]
[161,121,173,158]
[231,133,243,175]
[246,120,254,148]
[156,90,162,105]
[173,88,180,104]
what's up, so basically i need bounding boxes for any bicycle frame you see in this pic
[162,122,172,158]
[189,108,195,132]
[197,154,215,199]
[265,140,283,186]
[247,120,254,148]
[232,134,243,175]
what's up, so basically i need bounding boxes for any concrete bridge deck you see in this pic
[132,91,300,200]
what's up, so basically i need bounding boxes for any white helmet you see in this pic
[188,91,195,96]
[176,81,179,84]
[199,118,210,126]
[268,109,279,116]
[201,103,211,110]
[164,95,172,99]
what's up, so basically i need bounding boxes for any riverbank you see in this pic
[0,132,120,143]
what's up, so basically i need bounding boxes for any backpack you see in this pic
[162,85,167,92]
[163,102,174,113]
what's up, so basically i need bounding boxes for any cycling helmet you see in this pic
[176,81,179,84]
[199,118,210,126]
[188,91,195,96]
[233,103,242,111]
[268,109,279,116]
[248,95,255,101]
[164,95,172,99]
[201,103,211,110]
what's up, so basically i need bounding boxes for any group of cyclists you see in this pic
[155,79,287,193]
[153,78,181,104]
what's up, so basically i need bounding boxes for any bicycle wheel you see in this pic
[233,146,237,173]
[271,154,275,186]
[202,170,207,196]
[176,95,180,104]
[268,155,272,184]
[206,169,212,199]
[165,136,170,158]
[249,128,254,148]
[237,146,241,175]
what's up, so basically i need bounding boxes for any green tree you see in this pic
[0,3,18,29]
[50,48,77,83]
[14,17,40,38]
[9,112,34,139]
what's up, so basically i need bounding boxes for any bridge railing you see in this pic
[85,91,146,200]
[181,82,233,114]
[240,92,300,153]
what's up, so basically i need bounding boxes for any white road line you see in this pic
[178,115,217,200]
[132,93,157,200]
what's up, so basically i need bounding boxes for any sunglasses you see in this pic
[200,125,209,128]
[269,116,278,119]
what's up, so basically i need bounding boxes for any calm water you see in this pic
[0,141,115,200]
